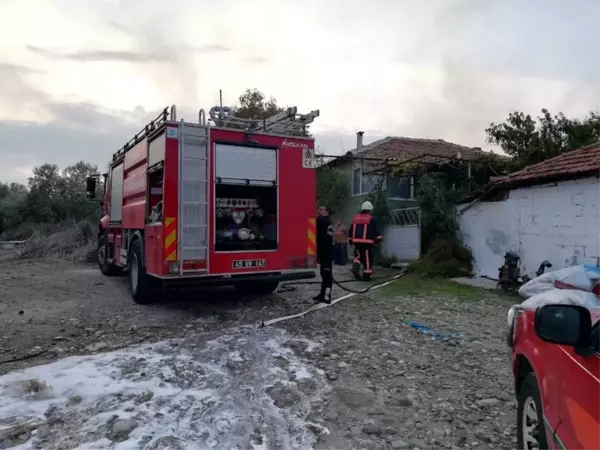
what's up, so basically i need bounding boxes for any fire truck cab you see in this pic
[87,105,319,304]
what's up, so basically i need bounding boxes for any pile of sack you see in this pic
[518,264,600,309]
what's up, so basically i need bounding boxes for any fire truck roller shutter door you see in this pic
[109,163,124,223]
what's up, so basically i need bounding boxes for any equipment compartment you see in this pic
[214,184,277,252]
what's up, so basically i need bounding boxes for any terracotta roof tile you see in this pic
[495,142,600,186]
[325,136,509,166]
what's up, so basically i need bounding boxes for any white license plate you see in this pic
[232,259,266,269]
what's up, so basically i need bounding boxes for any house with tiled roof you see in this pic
[459,143,600,278]
[319,132,506,260]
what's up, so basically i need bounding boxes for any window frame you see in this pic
[352,166,362,196]
[387,174,415,201]
[351,163,377,197]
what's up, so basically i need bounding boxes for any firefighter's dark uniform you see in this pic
[349,212,383,281]
[314,215,334,303]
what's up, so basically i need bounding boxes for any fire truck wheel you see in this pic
[97,235,122,276]
[234,280,279,295]
[128,239,157,304]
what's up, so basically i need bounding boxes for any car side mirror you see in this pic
[86,176,97,199]
[534,304,592,348]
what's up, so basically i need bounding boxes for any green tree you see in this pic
[58,161,100,221]
[411,172,473,277]
[316,166,349,215]
[20,161,99,225]
[233,88,284,119]
[0,182,28,235]
[28,163,64,198]
[366,176,389,226]
[486,109,600,169]
[416,173,459,247]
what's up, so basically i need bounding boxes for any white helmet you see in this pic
[361,201,374,211]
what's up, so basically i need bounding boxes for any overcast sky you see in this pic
[1,0,598,184]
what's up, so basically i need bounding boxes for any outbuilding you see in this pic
[459,143,600,278]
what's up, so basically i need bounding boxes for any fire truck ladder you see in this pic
[178,119,209,275]
[208,106,319,137]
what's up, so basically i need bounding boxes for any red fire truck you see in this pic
[86,105,319,304]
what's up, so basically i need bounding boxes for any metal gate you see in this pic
[384,207,421,261]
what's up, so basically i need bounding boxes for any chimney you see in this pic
[356,131,364,149]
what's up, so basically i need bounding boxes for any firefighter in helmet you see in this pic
[348,201,383,281]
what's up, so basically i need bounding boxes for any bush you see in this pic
[18,220,96,261]
[398,172,475,278]
[409,237,473,278]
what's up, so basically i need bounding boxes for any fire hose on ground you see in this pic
[256,269,407,328]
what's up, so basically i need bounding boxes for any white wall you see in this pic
[384,226,420,261]
[460,176,600,278]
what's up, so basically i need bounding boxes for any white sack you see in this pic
[519,265,600,299]
[520,288,600,310]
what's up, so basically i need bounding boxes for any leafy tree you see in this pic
[366,177,389,226]
[411,173,473,277]
[0,182,28,235]
[486,109,600,169]
[56,162,100,222]
[28,163,65,199]
[316,166,349,215]
[416,173,460,247]
[233,88,284,119]
[0,161,101,235]
[8,183,27,196]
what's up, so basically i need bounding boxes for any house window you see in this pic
[388,175,414,200]
[351,164,377,196]
[352,167,362,196]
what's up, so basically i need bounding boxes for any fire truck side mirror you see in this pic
[86,177,97,199]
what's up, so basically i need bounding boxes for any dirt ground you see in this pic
[0,257,517,450]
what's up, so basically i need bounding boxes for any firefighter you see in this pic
[348,201,383,281]
[313,206,334,304]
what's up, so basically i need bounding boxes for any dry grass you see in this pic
[15,221,96,262]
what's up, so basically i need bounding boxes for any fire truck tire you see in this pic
[97,235,122,276]
[234,280,279,295]
[128,239,158,304]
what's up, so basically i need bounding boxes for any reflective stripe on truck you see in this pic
[164,216,177,261]
[308,218,316,255]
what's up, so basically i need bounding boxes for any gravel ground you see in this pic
[0,257,517,450]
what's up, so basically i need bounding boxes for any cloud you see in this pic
[388,0,600,147]
[27,45,171,63]
[241,56,268,65]
[0,98,366,184]
[0,62,37,74]
[1,0,599,183]
[27,41,231,63]
[0,62,50,122]
[0,103,146,184]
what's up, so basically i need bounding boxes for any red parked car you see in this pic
[507,303,599,449]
